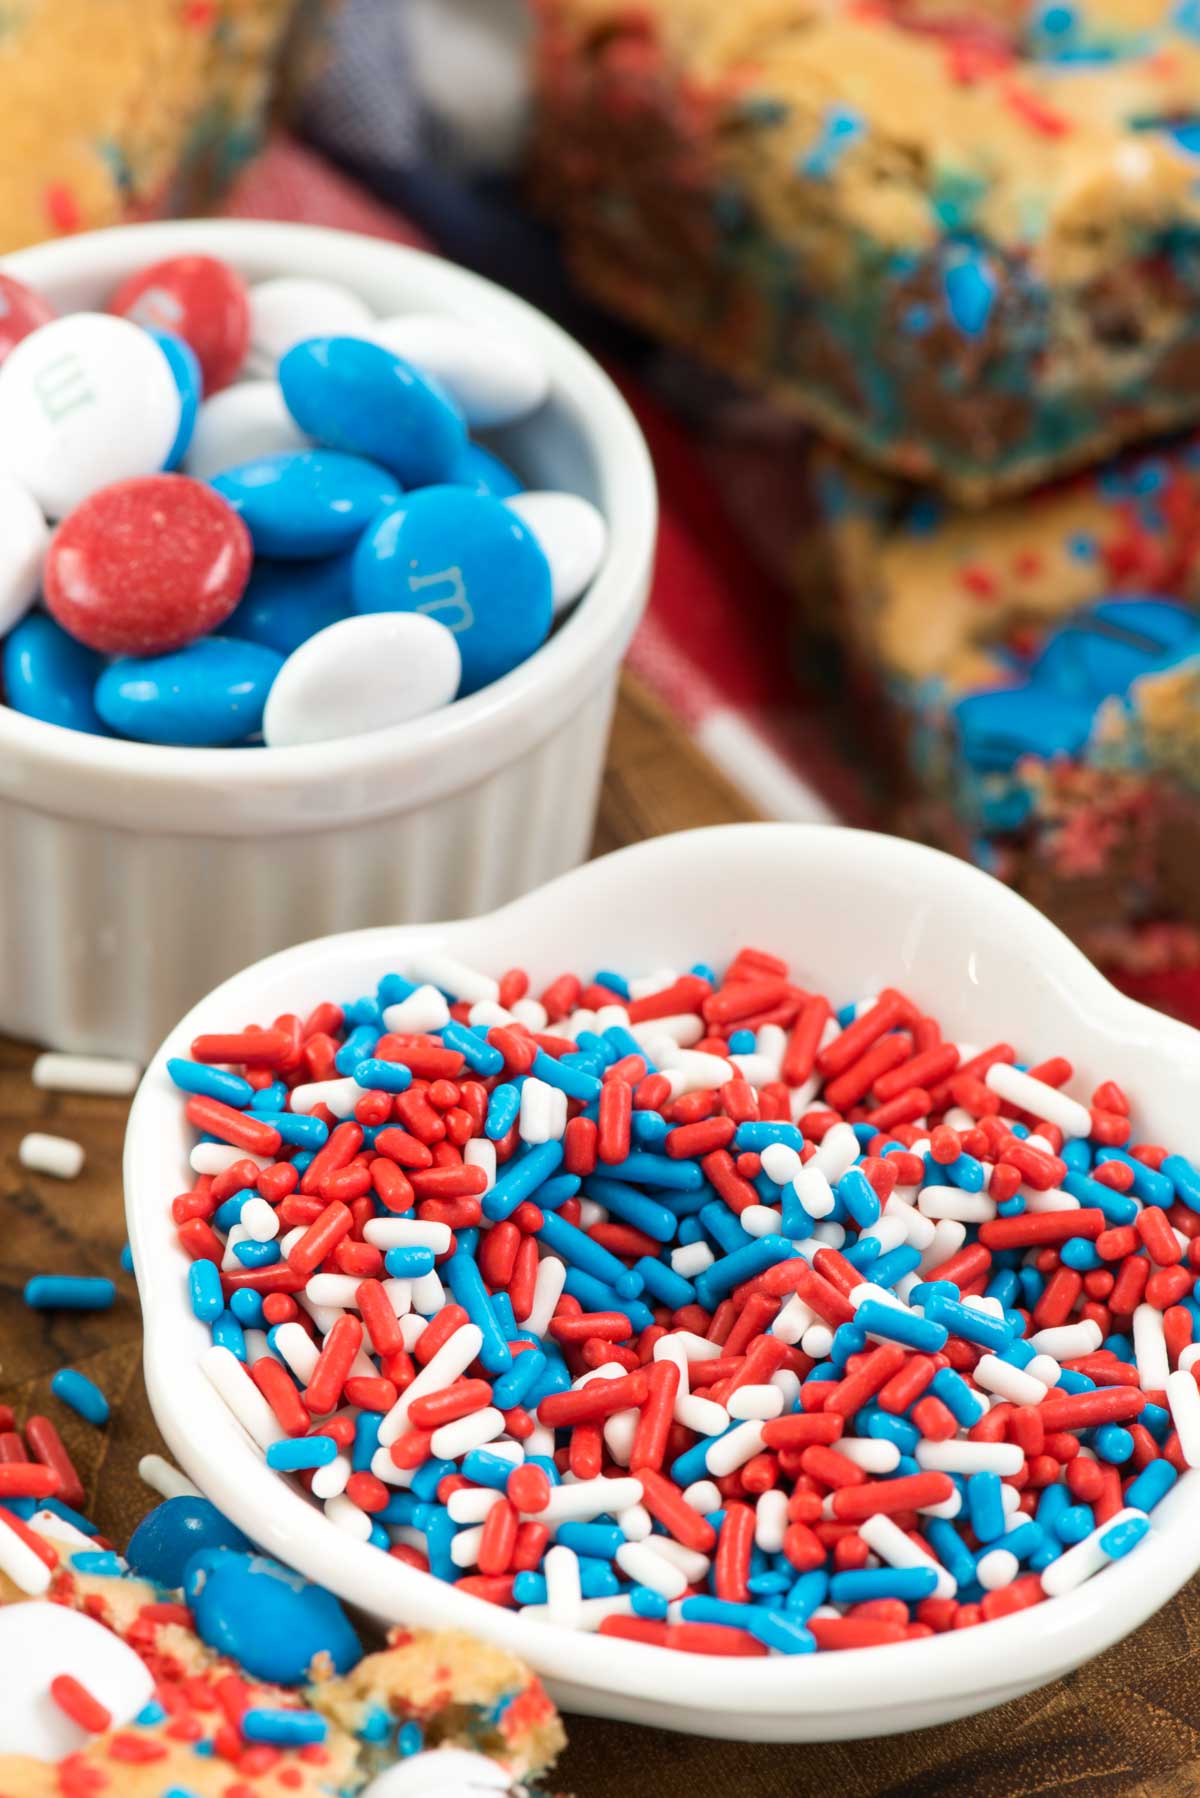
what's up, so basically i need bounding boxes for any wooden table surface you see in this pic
[2,674,1195,1798]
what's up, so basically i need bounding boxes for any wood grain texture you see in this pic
[0,673,1193,1798]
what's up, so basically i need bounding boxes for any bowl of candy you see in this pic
[0,219,655,1059]
[125,822,1200,1741]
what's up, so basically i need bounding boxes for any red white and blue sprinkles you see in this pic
[166,949,1200,1656]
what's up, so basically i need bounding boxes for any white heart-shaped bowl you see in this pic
[126,822,1200,1741]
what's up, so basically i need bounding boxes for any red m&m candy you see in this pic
[44,475,253,656]
[108,254,249,393]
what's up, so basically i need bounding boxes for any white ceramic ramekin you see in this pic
[0,219,656,1060]
[126,822,1200,1741]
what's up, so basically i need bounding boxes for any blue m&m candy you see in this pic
[352,487,552,694]
[222,549,355,656]
[126,1496,252,1589]
[94,636,284,745]
[212,450,400,558]
[447,442,525,500]
[279,337,466,489]
[184,1549,361,1684]
[3,612,108,734]
[149,329,203,472]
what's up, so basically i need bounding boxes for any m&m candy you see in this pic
[0,251,608,748]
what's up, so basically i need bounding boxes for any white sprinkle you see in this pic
[273,1321,320,1383]
[647,1536,711,1583]
[670,1330,724,1361]
[676,1394,729,1436]
[1029,1320,1102,1361]
[728,1053,775,1088]
[792,1163,836,1220]
[727,1383,784,1421]
[917,1186,996,1224]
[1023,1187,1080,1213]
[919,1219,966,1272]
[915,1440,1024,1476]
[381,984,451,1035]
[683,1479,721,1513]
[448,1487,504,1524]
[1133,1303,1171,1392]
[535,1477,643,1523]
[761,1143,802,1186]
[603,1408,639,1466]
[512,998,549,1031]
[859,1512,955,1599]
[973,1355,1049,1407]
[290,1075,361,1117]
[811,1123,859,1183]
[545,1544,583,1629]
[138,1455,199,1501]
[1041,1506,1148,1597]
[526,1257,568,1338]
[311,1453,351,1499]
[0,1519,51,1594]
[629,1013,703,1050]
[325,1494,372,1540]
[450,1524,486,1569]
[519,1078,567,1144]
[464,1137,496,1191]
[800,1322,834,1361]
[305,1274,361,1309]
[190,1142,271,1175]
[406,952,498,1005]
[1167,1368,1200,1467]
[19,1133,84,1179]
[32,1053,140,1096]
[985,1064,1092,1139]
[740,1205,783,1239]
[755,1489,789,1555]
[364,1219,453,1253]
[668,1048,735,1095]
[410,1270,446,1316]
[377,1322,484,1446]
[615,1540,688,1599]
[706,1420,765,1476]
[199,1344,283,1450]
[772,1295,817,1346]
[976,1547,1020,1591]
[240,1197,279,1242]
[615,1504,653,1544]
[670,1241,714,1279]
[1025,1355,1063,1388]
[836,1437,901,1474]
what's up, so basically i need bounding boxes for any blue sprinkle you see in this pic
[50,1368,109,1426]
[944,253,996,337]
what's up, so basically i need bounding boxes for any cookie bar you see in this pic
[531,0,1200,501]
[0,0,328,253]
[810,437,1200,967]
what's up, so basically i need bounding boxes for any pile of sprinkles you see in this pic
[165,947,1200,1657]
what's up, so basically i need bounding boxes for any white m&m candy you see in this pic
[0,473,49,634]
[262,610,462,748]
[185,380,312,482]
[0,1602,155,1760]
[247,276,374,378]
[0,313,181,517]
[506,491,607,615]
[369,314,550,428]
